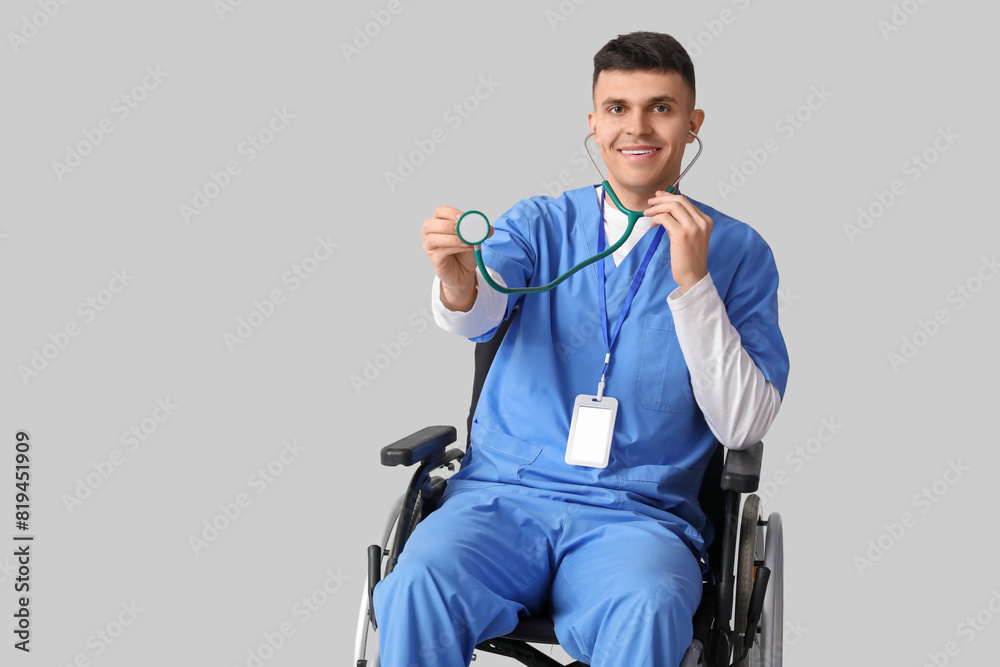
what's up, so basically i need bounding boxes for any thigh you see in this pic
[549,511,703,666]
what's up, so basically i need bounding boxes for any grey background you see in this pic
[2,0,998,664]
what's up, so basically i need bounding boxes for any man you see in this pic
[374,31,789,666]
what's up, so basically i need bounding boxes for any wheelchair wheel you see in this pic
[748,512,767,667]
[760,512,783,667]
[355,495,405,667]
[733,494,759,667]
[408,490,425,535]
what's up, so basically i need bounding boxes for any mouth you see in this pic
[617,146,661,160]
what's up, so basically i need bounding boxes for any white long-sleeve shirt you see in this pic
[432,191,782,449]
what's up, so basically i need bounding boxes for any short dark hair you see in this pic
[593,32,696,106]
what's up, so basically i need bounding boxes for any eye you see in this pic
[653,104,670,113]
[608,105,625,114]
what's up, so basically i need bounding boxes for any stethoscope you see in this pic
[456,130,704,295]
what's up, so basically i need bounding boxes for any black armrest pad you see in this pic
[721,441,763,493]
[380,426,457,467]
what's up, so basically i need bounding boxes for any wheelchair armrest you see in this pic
[380,425,457,467]
[720,440,763,493]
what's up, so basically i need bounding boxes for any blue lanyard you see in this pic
[595,188,665,397]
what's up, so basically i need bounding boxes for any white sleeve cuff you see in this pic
[668,273,782,449]
[431,269,509,339]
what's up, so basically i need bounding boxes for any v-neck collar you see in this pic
[573,185,668,318]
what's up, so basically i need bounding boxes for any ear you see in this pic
[588,111,597,134]
[688,109,705,139]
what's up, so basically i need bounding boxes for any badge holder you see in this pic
[565,363,618,469]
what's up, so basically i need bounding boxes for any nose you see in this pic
[626,110,653,136]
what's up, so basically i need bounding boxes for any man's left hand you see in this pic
[645,191,712,295]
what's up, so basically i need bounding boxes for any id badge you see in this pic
[565,394,618,468]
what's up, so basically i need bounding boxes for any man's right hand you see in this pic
[421,205,483,312]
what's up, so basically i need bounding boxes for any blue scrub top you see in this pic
[450,185,790,561]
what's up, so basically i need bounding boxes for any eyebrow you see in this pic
[600,94,680,108]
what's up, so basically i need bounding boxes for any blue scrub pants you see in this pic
[373,482,703,666]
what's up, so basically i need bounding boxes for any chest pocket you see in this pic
[633,312,696,413]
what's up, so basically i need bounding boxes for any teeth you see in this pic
[622,149,656,155]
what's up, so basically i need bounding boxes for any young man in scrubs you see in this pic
[374,31,790,667]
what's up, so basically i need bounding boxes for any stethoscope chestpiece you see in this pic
[457,210,491,246]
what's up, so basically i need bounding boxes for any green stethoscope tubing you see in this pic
[457,130,702,295]
[460,181,673,295]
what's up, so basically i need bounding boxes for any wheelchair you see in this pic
[354,315,785,667]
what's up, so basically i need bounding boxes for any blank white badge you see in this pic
[565,394,618,468]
